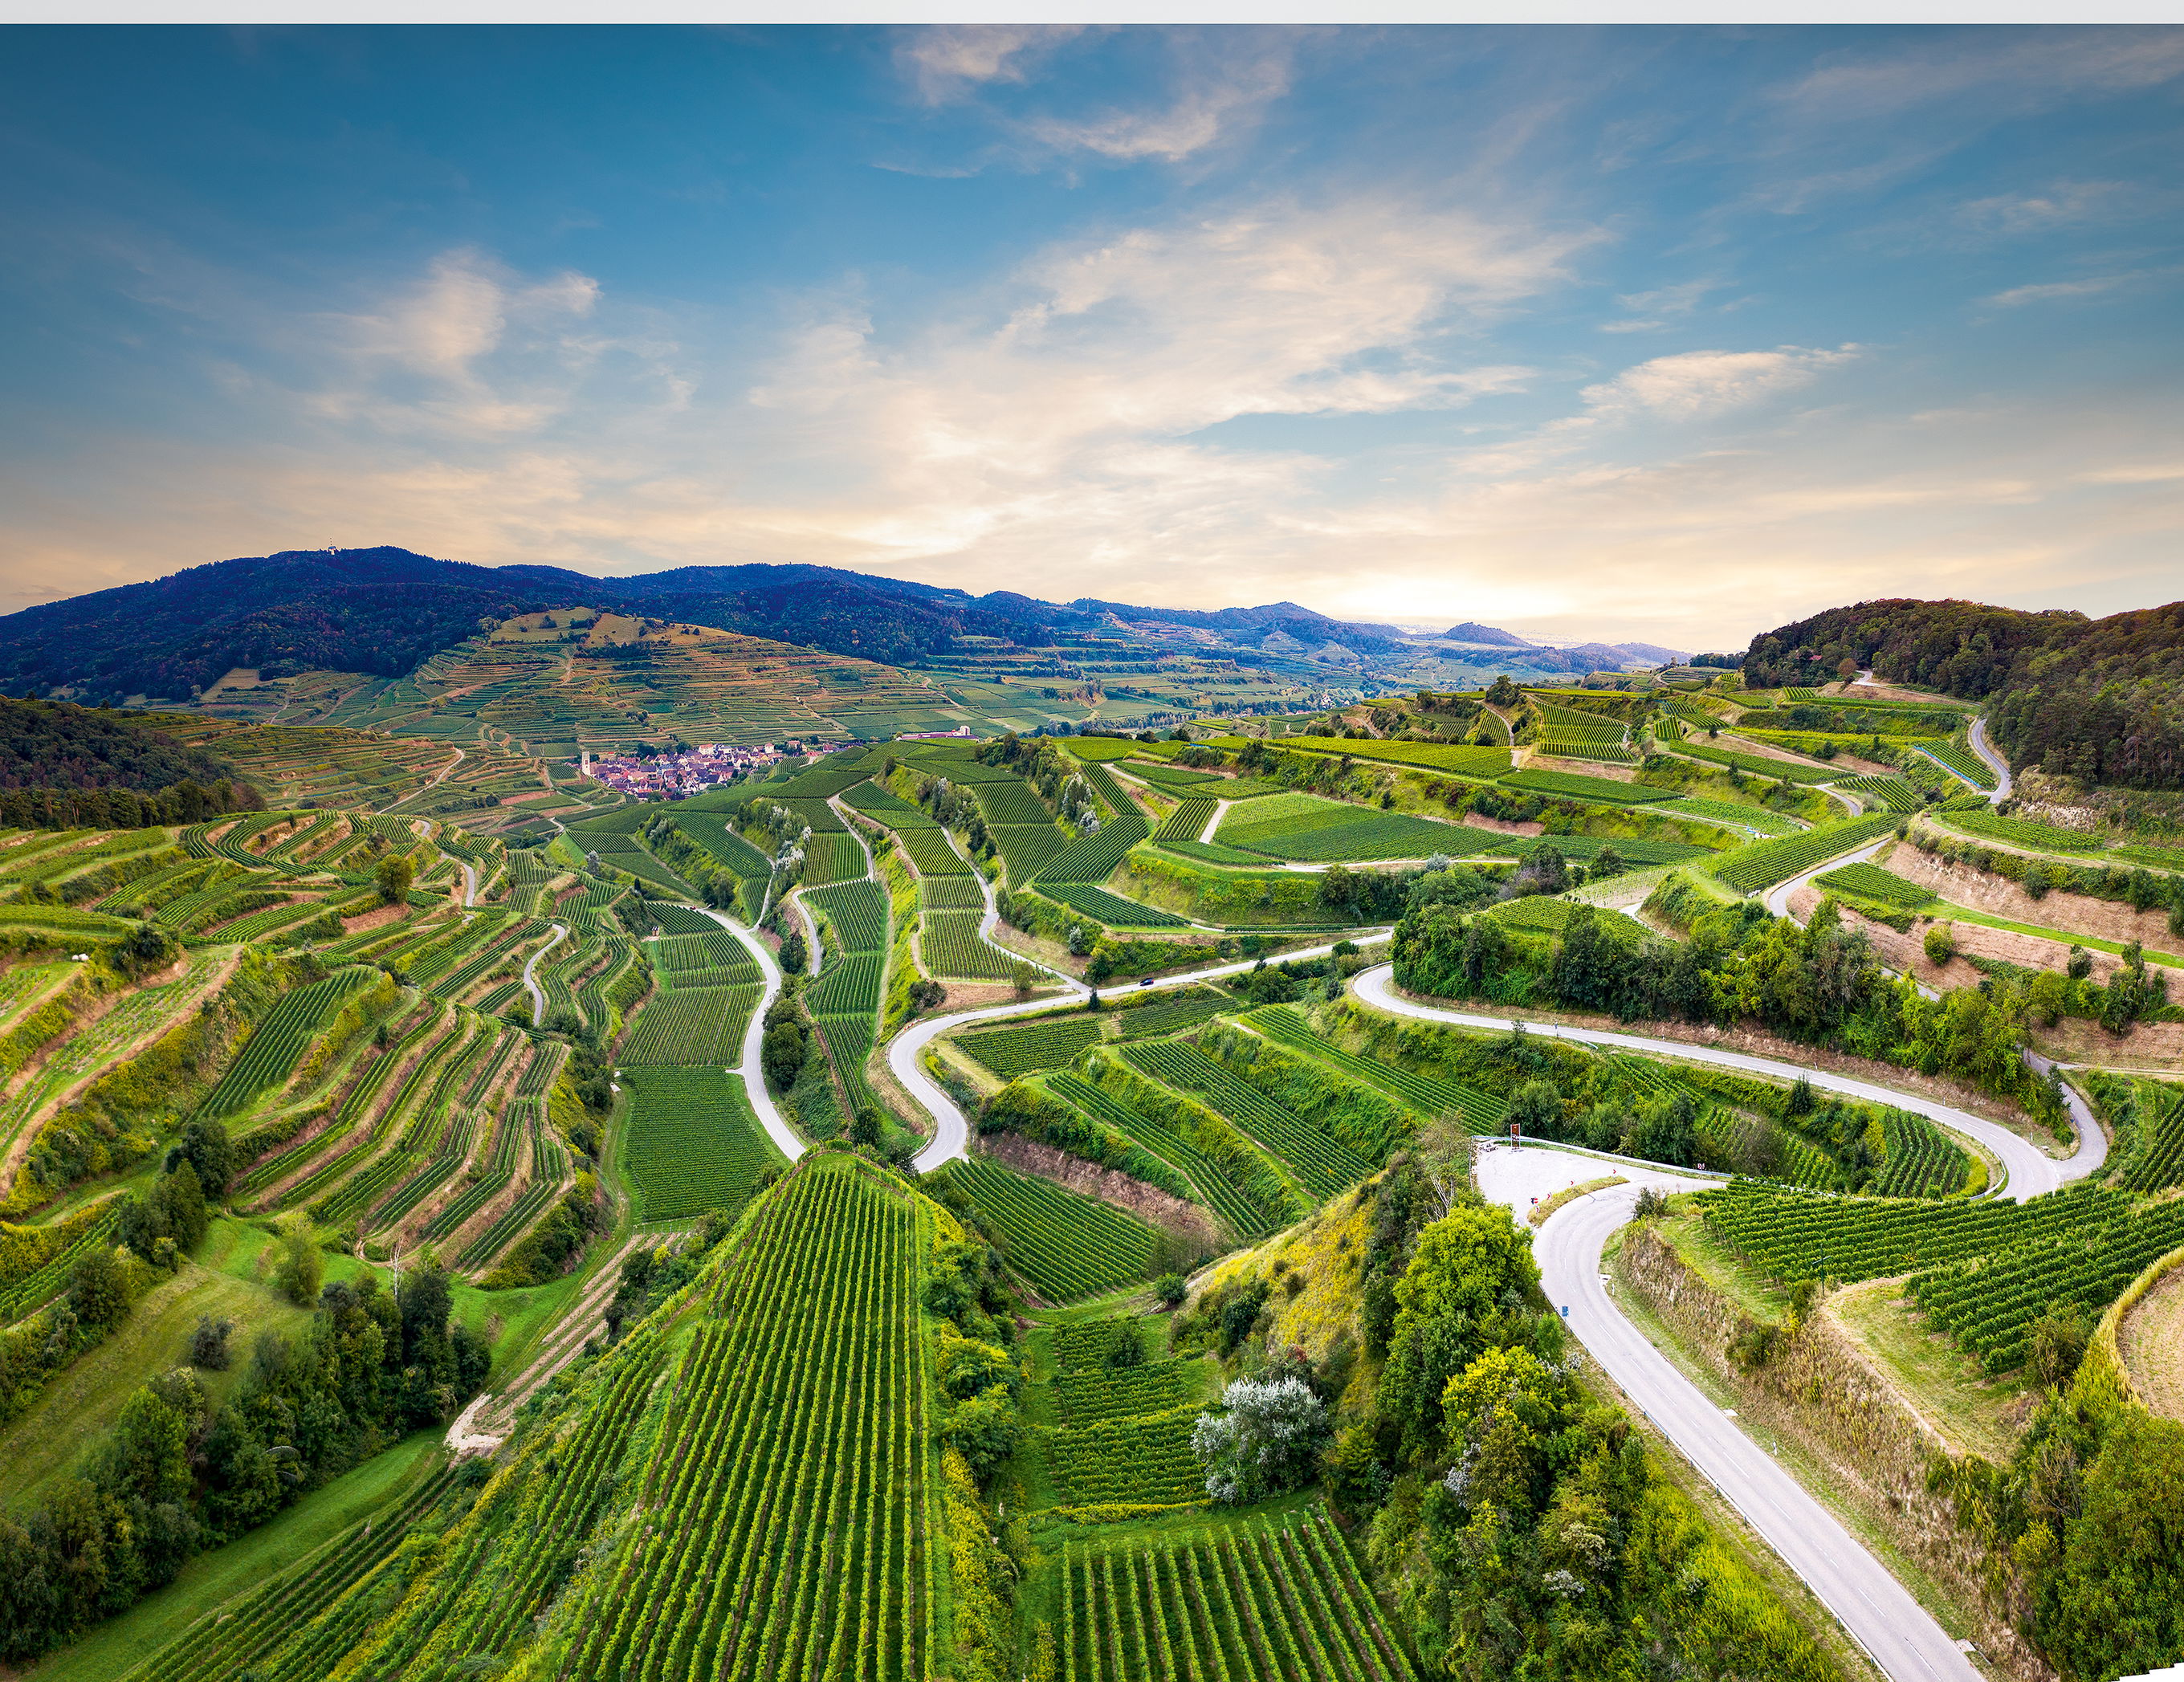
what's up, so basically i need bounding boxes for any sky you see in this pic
[0,24,2179,650]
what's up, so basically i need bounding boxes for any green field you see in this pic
[619,1066,784,1220]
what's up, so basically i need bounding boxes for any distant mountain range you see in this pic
[0,545,1677,706]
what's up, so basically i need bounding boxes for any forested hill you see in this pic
[1744,597,2184,789]
[0,697,247,794]
[0,546,1419,706]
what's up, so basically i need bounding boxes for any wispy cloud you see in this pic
[1578,345,1859,423]
[1955,179,2131,235]
[1982,272,2141,308]
[1774,28,2184,123]
[1023,39,1294,163]
[898,26,1085,105]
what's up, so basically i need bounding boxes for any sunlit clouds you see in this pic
[0,25,2178,645]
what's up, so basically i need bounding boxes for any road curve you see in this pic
[697,909,805,1163]
[1351,964,2091,1201]
[1967,716,2013,802]
[1762,837,1887,922]
[903,930,1391,1172]
[1534,1182,1984,1682]
[521,924,567,1027]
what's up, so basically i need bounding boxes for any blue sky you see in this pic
[1,24,2178,650]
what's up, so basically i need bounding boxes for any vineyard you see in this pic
[1154,797,1218,845]
[959,1015,1105,1078]
[1274,736,1514,778]
[922,911,1018,981]
[1216,795,1471,863]
[193,968,379,1121]
[1061,1510,1414,1682]
[545,1159,934,1680]
[1701,1182,2184,1372]
[1812,861,1936,910]
[1048,1407,1204,1506]
[1119,1040,1375,1201]
[1037,817,1152,884]
[1497,768,1670,806]
[618,984,763,1065]
[1668,740,1842,784]
[1034,882,1189,928]
[1050,1071,1287,1240]
[1245,1007,1506,1133]
[937,1155,1162,1300]
[620,1066,782,1219]
[1709,815,1897,891]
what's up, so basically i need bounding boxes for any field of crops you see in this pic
[619,1067,780,1219]
[556,1161,935,1681]
[1245,1007,1506,1133]
[801,832,866,886]
[922,911,1017,979]
[194,968,378,1121]
[1651,796,1803,836]
[650,931,761,977]
[1113,993,1233,1039]
[1050,1073,1285,1239]
[1061,1510,1412,1682]
[1048,1406,1204,1506]
[1497,768,1669,806]
[841,781,938,827]
[1813,861,1936,910]
[1153,797,1217,845]
[1215,794,1471,863]
[1273,736,1514,778]
[1669,740,1841,784]
[1540,729,1637,764]
[1037,817,1152,883]
[1120,1040,1373,1200]
[619,984,762,1065]
[959,1014,1104,1078]
[1035,882,1189,928]
[1709,814,1898,891]
[938,1155,1161,1300]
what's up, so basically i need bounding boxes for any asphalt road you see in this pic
[1534,1181,1985,1682]
[520,923,566,1028]
[696,909,804,1163]
[902,930,1391,1171]
[1352,963,2086,1200]
[1359,967,2109,1682]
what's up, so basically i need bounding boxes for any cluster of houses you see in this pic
[581,738,851,799]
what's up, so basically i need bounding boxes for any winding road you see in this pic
[1356,964,2108,1682]
[903,931,1392,1172]
[696,908,804,1163]
[520,924,566,1027]
[1353,963,2086,1199]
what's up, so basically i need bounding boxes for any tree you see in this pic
[67,1246,130,1333]
[189,1314,234,1370]
[760,1020,807,1088]
[943,1387,1021,1482]
[1506,1078,1562,1138]
[1011,960,1035,999]
[173,1117,234,1197]
[375,853,414,906]
[777,931,806,975]
[1192,1376,1330,1505]
[271,1216,323,1306]
[1154,1272,1187,1309]
[1924,922,1958,966]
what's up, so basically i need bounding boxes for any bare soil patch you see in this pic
[341,902,406,935]
[1790,886,2127,988]
[981,1132,1221,1247]
[1885,844,2182,955]
[1463,812,1545,837]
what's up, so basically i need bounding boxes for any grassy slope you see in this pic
[1826,1277,2035,1463]
[24,1430,443,1682]
[0,1257,312,1511]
